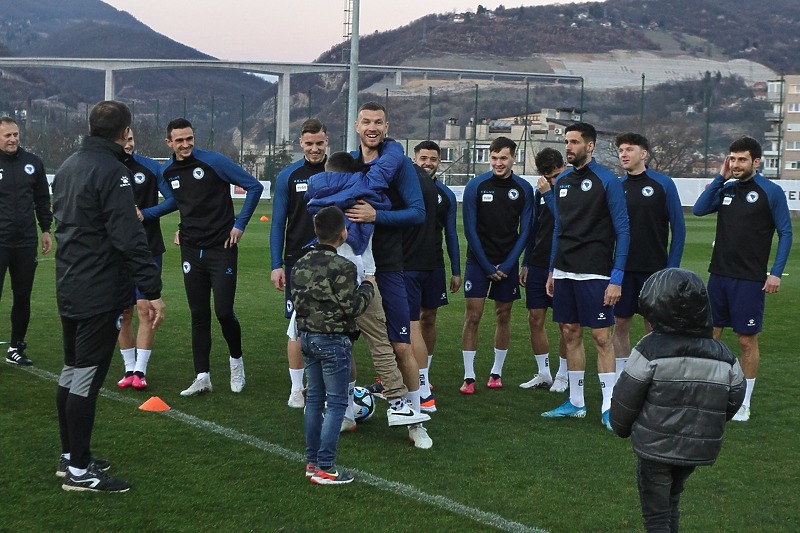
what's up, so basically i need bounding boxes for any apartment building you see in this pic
[765,75,800,179]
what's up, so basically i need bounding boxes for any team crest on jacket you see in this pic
[134,172,146,185]
[581,179,592,191]
[508,188,519,200]
[746,191,759,203]
[24,164,35,175]
[642,186,654,197]
[182,261,191,274]
[193,167,205,180]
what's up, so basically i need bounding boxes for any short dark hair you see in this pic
[89,101,131,140]
[166,118,193,140]
[358,101,387,119]
[325,151,356,173]
[729,136,762,160]
[414,140,440,155]
[615,132,650,152]
[314,206,346,244]
[565,122,597,144]
[535,148,565,176]
[0,116,17,126]
[301,118,326,136]
[489,136,516,156]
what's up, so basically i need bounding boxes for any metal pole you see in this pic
[240,94,245,163]
[777,73,785,180]
[472,84,478,178]
[579,78,585,121]
[524,80,530,174]
[384,88,389,110]
[427,86,433,139]
[345,0,360,152]
[639,73,645,133]
[210,95,215,150]
[703,71,711,178]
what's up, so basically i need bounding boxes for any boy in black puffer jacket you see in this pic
[610,268,745,533]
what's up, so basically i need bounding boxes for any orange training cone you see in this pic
[139,396,170,412]
[260,215,268,222]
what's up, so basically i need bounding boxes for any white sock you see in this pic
[62,453,70,459]
[615,357,629,381]
[535,353,553,380]
[599,372,616,412]
[490,348,508,376]
[68,466,87,477]
[568,370,585,407]
[418,368,431,398]
[197,371,210,380]
[406,389,421,413]
[427,354,433,370]
[345,380,356,421]
[134,348,152,375]
[556,357,568,378]
[289,368,304,391]
[229,356,243,367]
[743,378,756,408]
[120,348,136,373]
[462,350,476,380]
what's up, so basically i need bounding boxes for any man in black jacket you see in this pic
[0,116,52,366]
[53,101,165,493]
[610,268,744,532]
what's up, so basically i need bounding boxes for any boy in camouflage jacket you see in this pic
[290,206,374,484]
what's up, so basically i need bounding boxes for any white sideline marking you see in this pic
[25,366,546,533]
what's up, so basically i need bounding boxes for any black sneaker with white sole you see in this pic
[56,456,111,478]
[6,342,33,366]
[62,466,130,493]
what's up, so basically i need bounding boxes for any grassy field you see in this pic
[1,205,799,532]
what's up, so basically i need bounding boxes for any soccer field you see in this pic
[1,207,798,532]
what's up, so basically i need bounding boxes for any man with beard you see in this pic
[541,122,629,431]
[693,136,792,422]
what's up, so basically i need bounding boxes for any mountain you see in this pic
[0,0,269,160]
[1,0,796,170]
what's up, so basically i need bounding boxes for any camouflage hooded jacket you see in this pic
[290,244,374,337]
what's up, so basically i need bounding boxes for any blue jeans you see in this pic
[637,457,696,533]
[301,331,352,469]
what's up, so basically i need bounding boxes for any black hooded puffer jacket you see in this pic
[610,268,745,465]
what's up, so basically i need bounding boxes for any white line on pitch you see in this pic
[25,366,546,533]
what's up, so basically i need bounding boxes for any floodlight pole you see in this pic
[345,0,360,152]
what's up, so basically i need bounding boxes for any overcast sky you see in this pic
[103,0,575,63]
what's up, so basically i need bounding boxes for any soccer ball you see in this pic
[353,386,375,422]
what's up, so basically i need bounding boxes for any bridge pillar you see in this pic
[276,73,290,146]
[104,69,115,100]
[395,71,402,86]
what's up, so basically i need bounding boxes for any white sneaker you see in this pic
[408,424,433,449]
[520,373,553,389]
[340,417,357,433]
[180,374,213,397]
[288,389,305,408]
[386,398,431,427]
[549,374,568,393]
[230,359,245,393]
[732,405,750,422]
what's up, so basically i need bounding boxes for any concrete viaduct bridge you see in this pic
[0,57,582,144]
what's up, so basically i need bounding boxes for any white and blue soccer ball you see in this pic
[353,386,375,422]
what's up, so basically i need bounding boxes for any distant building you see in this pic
[764,75,800,179]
